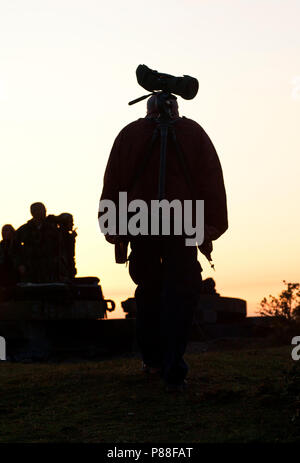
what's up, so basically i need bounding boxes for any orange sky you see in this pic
[0,0,299,318]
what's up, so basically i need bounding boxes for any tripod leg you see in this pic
[158,124,168,201]
[170,127,193,190]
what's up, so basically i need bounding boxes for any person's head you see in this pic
[30,202,46,221]
[146,93,179,119]
[58,213,74,231]
[2,224,15,241]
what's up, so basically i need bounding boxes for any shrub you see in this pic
[258,281,300,344]
[258,281,300,321]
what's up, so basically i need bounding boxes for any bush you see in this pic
[258,281,300,344]
[259,281,300,321]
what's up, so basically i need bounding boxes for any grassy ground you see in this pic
[0,345,299,443]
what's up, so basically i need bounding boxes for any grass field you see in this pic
[0,345,299,443]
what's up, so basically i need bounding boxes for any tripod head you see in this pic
[128,91,178,123]
[149,91,179,121]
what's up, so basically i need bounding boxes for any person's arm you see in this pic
[100,131,123,205]
[199,127,228,241]
[99,130,124,244]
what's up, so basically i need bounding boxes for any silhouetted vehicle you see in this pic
[0,277,116,360]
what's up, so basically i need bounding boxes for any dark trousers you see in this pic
[129,236,201,384]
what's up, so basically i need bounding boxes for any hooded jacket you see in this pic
[100,116,228,242]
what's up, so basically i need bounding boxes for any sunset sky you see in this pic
[0,0,299,318]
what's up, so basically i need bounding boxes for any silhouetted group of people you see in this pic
[0,202,77,287]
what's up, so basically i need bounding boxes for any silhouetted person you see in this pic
[0,224,19,286]
[100,94,228,391]
[17,202,59,282]
[200,277,219,296]
[57,213,77,281]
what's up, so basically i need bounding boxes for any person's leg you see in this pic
[160,237,201,385]
[129,237,163,368]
